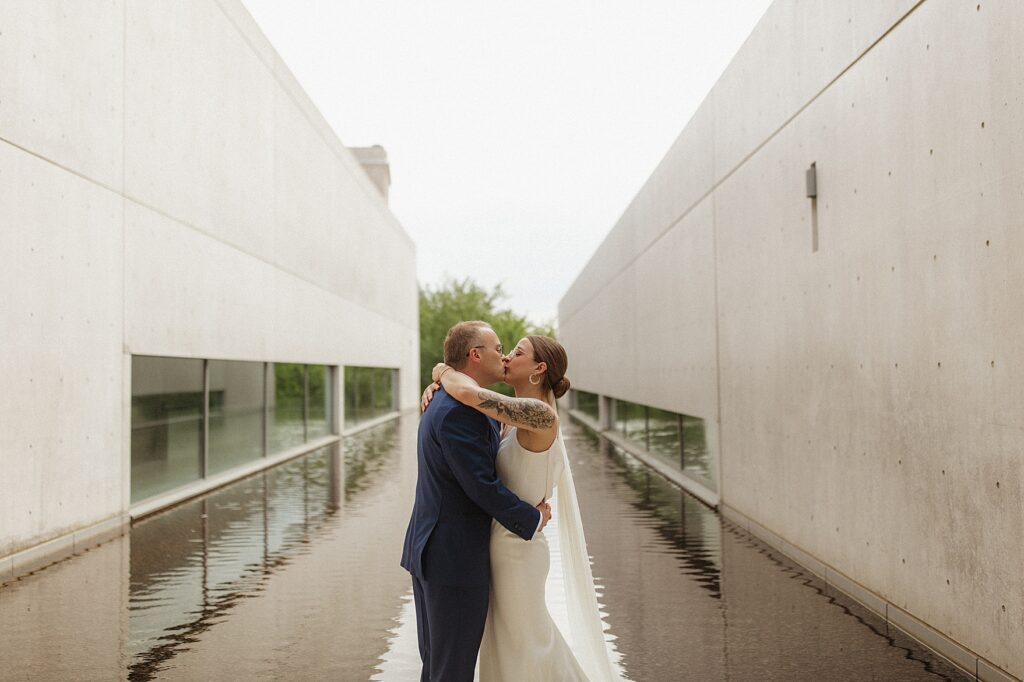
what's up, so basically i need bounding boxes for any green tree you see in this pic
[419,277,556,395]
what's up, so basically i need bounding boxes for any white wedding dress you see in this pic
[478,428,621,682]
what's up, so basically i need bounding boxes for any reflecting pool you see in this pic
[0,415,970,681]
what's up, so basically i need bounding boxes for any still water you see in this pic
[0,415,969,681]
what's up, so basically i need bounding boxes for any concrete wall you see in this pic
[1,1,418,559]
[559,0,1021,678]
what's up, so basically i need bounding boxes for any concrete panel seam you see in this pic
[122,195,412,328]
[0,134,410,328]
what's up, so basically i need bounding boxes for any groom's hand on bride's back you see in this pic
[535,500,552,533]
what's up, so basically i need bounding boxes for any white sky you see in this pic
[240,0,773,325]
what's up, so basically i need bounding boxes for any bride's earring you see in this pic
[529,372,542,385]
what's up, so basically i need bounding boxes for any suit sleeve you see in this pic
[439,408,541,541]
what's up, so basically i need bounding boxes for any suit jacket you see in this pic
[401,387,540,587]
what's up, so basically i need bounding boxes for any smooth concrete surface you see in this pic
[2,0,418,564]
[0,1,124,189]
[560,1,1022,678]
[0,141,126,558]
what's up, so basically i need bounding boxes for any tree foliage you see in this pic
[419,277,556,395]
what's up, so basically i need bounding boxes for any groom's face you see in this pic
[473,328,506,386]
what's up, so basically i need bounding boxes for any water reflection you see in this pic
[568,422,971,682]
[126,419,411,680]
[127,444,340,680]
[0,415,978,681]
[588,429,722,598]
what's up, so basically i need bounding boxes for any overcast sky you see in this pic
[240,0,773,325]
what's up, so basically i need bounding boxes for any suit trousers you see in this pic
[412,575,490,682]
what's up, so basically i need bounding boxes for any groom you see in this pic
[401,320,551,682]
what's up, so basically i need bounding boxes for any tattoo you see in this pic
[477,390,556,430]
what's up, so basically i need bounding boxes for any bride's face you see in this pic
[503,338,544,388]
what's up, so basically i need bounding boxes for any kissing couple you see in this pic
[401,320,622,681]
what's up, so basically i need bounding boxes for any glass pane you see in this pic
[344,366,357,429]
[374,369,394,415]
[616,399,646,444]
[648,407,682,471]
[131,356,204,503]
[358,368,374,421]
[270,363,305,454]
[574,390,599,421]
[307,365,332,440]
[208,360,265,475]
[344,366,396,428]
[683,415,715,491]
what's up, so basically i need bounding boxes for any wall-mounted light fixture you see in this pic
[806,162,817,198]
[807,162,818,252]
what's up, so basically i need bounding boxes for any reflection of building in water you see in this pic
[560,3,1023,680]
[122,418,413,682]
[1,1,417,583]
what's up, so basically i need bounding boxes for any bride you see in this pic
[424,335,620,682]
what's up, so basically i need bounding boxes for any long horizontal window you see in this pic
[130,356,337,504]
[610,397,715,492]
[570,389,716,493]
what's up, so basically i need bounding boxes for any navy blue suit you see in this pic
[401,387,540,682]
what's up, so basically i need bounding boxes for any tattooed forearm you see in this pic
[477,390,556,430]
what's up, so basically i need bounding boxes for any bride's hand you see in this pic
[421,382,440,412]
[431,363,452,383]
[536,499,552,533]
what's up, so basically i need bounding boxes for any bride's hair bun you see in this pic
[552,376,571,399]
[525,335,571,400]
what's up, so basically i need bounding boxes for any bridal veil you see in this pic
[553,431,623,682]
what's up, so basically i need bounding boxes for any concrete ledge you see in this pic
[824,564,887,620]
[342,410,403,438]
[566,410,601,433]
[979,658,1020,682]
[2,416,406,584]
[568,410,720,508]
[720,503,1021,682]
[887,604,978,676]
[130,412,406,520]
[11,532,75,577]
[73,514,128,553]
[130,434,342,519]
[719,503,749,532]
[3,514,130,583]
